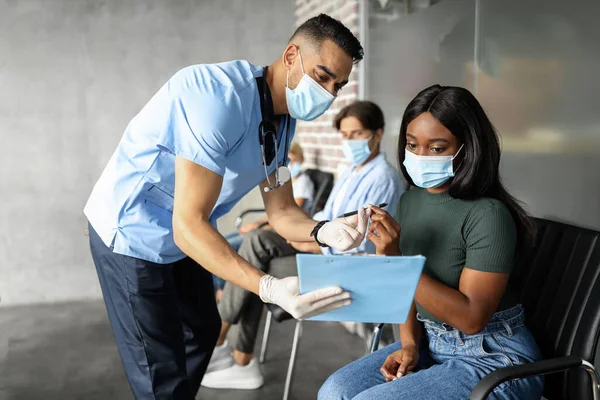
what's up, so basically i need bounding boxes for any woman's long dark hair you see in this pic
[398,84,536,250]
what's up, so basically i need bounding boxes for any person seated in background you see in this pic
[213,141,315,301]
[201,100,406,390]
[318,85,544,400]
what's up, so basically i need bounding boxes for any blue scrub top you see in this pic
[84,60,296,264]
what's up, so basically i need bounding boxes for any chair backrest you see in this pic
[510,218,600,400]
[304,169,334,217]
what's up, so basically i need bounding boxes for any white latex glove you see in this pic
[259,275,351,320]
[317,206,371,251]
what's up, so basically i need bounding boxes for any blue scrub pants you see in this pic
[88,223,221,400]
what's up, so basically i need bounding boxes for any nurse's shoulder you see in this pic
[141,61,262,176]
[168,60,261,103]
[164,60,261,136]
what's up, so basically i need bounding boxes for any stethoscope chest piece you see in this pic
[277,165,291,184]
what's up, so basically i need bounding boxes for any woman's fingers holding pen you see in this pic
[369,221,392,241]
[366,205,401,255]
[369,212,401,238]
[368,205,388,215]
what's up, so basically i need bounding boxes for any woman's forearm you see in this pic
[399,302,422,348]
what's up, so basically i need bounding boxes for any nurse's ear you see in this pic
[282,44,303,90]
[282,44,299,72]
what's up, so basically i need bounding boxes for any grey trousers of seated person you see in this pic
[218,229,299,354]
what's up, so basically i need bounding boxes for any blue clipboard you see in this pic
[297,254,426,324]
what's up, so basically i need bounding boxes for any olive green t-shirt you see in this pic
[398,188,518,325]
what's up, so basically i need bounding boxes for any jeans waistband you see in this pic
[417,305,525,337]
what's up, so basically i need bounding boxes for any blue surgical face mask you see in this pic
[342,135,373,166]
[288,162,303,178]
[403,144,464,188]
[285,50,336,121]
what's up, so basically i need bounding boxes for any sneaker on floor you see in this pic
[206,340,234,374]
[201,358,264,390]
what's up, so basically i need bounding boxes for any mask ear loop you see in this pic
[298,49,306,75]
[364,133,376,158]
[368,132,377,149]
[452,144,465,160]
[286,48,305,90]
[452,143,465,173]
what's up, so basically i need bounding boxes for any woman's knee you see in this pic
[318,374,344,400]
[319,343,402,400]
[318,369,356,400]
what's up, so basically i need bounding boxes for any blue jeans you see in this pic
[212,232,245,291]
[319,305,544,400]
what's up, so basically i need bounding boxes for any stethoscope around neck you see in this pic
[259,66,291,192]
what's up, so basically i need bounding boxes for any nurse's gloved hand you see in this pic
[317,206,371,251]
[259,275,351,320]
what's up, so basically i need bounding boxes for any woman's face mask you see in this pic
[285,50,336,121]
[288,162,303,178]
[403,144,464,188]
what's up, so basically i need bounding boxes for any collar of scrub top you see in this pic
[257,66,291,192]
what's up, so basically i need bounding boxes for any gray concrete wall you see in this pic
[0,0,294,306]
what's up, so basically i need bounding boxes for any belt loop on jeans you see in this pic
[503,321,513,337]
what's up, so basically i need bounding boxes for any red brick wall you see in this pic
[294,0,361,176]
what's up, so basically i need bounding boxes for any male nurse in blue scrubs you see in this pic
[84,14,365,400]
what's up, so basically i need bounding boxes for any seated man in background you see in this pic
[201,101,406,390]
[213,141,315,301]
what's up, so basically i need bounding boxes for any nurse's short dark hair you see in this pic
[334,101,385,132]
[291,14,364,63]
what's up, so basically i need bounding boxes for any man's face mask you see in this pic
[342,135,374,166]
[403,144,464,188]
[285,50,335,121]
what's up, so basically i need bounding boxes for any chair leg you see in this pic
[369,323,385,354]
[259,310,273,364]
[283,320,303,400]
[581,360,600,400]
[392,324,400,342]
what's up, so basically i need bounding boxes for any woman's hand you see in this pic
[380,345,419,382]
[366,206,401,255]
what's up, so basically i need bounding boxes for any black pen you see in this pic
[338,203,388,219]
